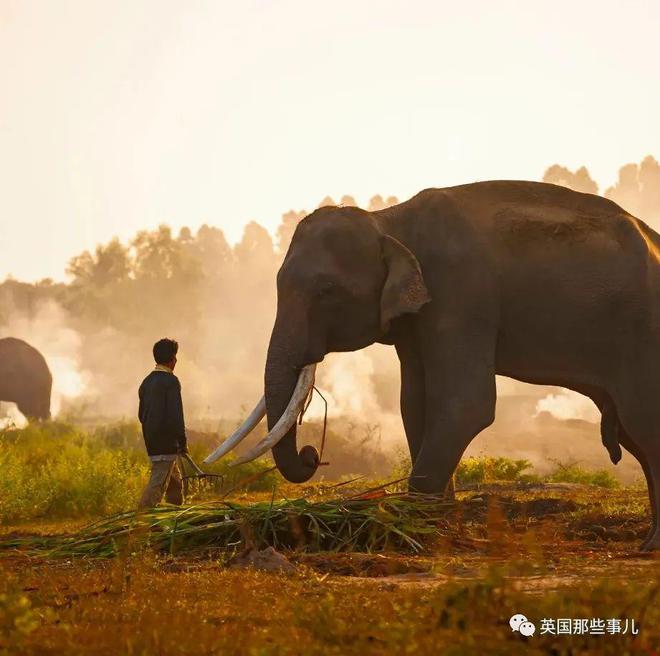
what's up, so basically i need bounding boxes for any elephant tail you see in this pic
[600,400,623,465]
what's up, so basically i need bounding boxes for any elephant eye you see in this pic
[317,282,336,298]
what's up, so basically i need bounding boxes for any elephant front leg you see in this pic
[396,337,425,465]
[409,404,494,494]
[397,335,456,499]
[409,339,497,495]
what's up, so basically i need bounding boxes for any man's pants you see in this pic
[139,459,184,509]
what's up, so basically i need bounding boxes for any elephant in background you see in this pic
[206,180,660,551]
[0,337,51,421]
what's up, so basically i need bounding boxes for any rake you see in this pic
[179,453,226,497]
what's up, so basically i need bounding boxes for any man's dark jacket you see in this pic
[138,370,187,456]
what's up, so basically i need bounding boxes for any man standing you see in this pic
[138,338,188,508]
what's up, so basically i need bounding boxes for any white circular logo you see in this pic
[510,614,528,631]
[520,621,536,637]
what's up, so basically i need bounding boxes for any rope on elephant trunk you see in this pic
[299,385,329,466]
[185,387,331,500]
[225,386,330,495]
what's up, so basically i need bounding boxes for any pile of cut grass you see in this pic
[0,492,454,559]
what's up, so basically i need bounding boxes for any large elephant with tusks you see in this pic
[206,181,660,551]
[0,337,52,421]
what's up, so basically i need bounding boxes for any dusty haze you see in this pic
[3,163,660,481]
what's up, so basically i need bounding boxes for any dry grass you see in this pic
[1,540,658,655]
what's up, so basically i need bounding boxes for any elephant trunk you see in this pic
[264,323,319,483]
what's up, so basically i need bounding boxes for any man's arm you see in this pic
[137,383,145,423]
[166,378,187,453]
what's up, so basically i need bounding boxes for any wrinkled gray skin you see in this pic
[265,180,660,551]
[0,337,52,421]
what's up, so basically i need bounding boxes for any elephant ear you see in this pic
[380,235,430,332]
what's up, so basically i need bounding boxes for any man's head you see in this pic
[153,338,178,370]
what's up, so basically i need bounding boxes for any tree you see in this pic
[234,221,277,273]
[276,209,307,256]
[637,155,660,221]
[191,224,233,278]
[542,165,598,195]
[604,156,660,221]
[317,196,336,208]
[605,163,641,215]
[132,225,200,282]
[178,226,193,244]
[66,238,131,288]
[368,194,386,211]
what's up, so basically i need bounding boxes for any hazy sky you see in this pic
[1,0,659,281]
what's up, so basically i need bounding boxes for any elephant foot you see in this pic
[408,474,455,501]
[639,527,660,552]
[408,475,441,495]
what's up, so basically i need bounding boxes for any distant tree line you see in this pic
[543,155,660,222]
[1,158,658,418]
[0,194,400,418]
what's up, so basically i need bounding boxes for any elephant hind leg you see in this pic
[615,419,659,551]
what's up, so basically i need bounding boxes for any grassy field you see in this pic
[0,422,278,524]
[0,422,622,524]
[0,422,658,655]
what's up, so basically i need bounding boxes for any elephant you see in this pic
[0,337,52,421]
[206,180,660,551]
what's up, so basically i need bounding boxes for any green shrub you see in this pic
[545,460,620,488]
[391,453,538,487]
[0,423,148,522]
[456,456,538,486]
[389,453,539,489]
[90,420,144,450]
[390,453,623,490]
[0,422,277,523]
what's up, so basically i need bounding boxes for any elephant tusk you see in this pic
[231,364,316,466]
[203,397,267,464]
